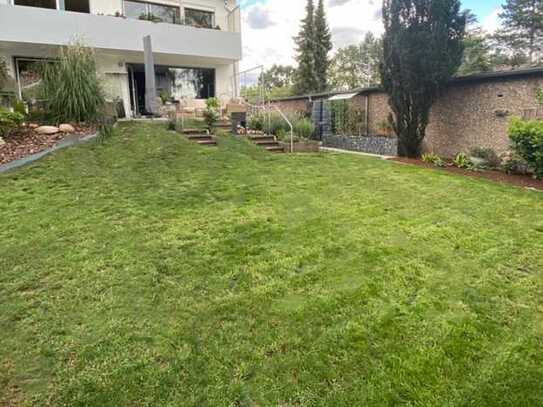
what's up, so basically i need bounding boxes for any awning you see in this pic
[328,92,358,101]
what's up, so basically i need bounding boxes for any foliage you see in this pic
[422,152,445,167]
[203,107,219,131]
[453,152,474,169]
[248,113,263,131]
[313,0,332,92]
[293,0,318,94]
[0,108,24,137]
[293,118,315,139]
[494,0,543,66]
[500,150,532,175]
[458,22,494,75]
[159,90,170,104]
[0,57,8,91]
[376,117,394,136]
[380,0,466,157]
[259,65,296,91]
[536,88,543,105]
[206,97,220,109]
[508,117,543,179]
[12,100,26,116]
[470,147,501,168]
[40,43,105,123]
[329,33,383,91]
[331,101,366,136]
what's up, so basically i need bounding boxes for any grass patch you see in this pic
[1,122,543,405]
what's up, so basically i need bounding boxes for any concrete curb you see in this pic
[0,132,98,174]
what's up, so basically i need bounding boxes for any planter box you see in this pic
[280,140,320,153]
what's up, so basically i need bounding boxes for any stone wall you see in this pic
[323,134,398,156]
[271,73,543,157]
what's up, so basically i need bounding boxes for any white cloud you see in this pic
[482,8,501,34]
[239,0,383,72]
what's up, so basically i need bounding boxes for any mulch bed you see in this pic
[389,157,543,191]
[0,125,95,165]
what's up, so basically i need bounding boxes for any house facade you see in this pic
[0,0,242,117]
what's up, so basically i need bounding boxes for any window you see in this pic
[184,7,214,29]
[64,0,90,13]
[123,0,180,24]
[14,0,56,9]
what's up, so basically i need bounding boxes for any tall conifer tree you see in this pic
[294,0,318,94]
[313,0,332,92]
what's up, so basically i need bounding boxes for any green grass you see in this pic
[1,122,542,406]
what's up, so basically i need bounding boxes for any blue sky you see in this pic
[239,0,504,71]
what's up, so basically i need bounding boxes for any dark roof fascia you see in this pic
[271,67,543,102]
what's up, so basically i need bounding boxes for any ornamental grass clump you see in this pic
[41,43,105,123]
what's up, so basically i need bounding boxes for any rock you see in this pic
[0,137,5,146]
[59,124,76,133]
[28,123,39,129]
[35,126,60,135]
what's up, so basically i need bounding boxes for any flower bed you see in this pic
[0,124,95,165]
[390,157,543,191]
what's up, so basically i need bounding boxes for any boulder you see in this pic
[59,124,76,133]
[0,137,5,146]
[28,123,39,129]
[35,126,60,135]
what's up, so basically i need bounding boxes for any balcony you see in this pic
[0,4,242,62]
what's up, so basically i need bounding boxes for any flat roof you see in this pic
[271,67,543,102]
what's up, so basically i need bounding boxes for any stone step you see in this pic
[182,128,207,135]
[187,134,212,140]
[197,139,217,146]
[254,140,280,147]
[265,145,285,153]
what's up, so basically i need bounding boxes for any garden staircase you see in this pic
[181,128,217,146]
[248,132,285,153]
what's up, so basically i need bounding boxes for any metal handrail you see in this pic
[271,103,294,153]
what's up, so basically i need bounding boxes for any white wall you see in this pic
[96,53,132,117]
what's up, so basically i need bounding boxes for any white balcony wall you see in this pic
[0,4,242,61]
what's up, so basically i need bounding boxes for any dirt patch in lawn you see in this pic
[0,125,95,165]
[390,157,543,191]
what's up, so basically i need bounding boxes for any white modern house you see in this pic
[0,0,242,117]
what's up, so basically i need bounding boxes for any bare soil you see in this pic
[0,125,95,165]
[389,157,543,191]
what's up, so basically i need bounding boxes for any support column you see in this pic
[143,35,159,115]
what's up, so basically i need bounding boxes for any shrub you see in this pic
[470,147,501,169]
[263,112,290,136]
[422,152,444,167]
[508,117,543,179]
[0,108,24,137]
[206,97,220,109]
[500,151,532,175]
[294,118,315,139]
[248,113,263,131]
[96,118,117,143]
[40,42,105,123]
[453,152,473,169]
[203,107,219,130]
[12,100,26,116]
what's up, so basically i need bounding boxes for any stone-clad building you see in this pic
[271,68,543,157]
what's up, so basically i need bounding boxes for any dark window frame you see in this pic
[183,7,215,29]
[123,0,180,24]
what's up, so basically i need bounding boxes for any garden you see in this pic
[0,43,116,167]
[1,121,543,405]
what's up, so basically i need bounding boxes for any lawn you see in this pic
[1,122,542,406]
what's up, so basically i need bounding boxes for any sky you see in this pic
[238,0,505,74]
